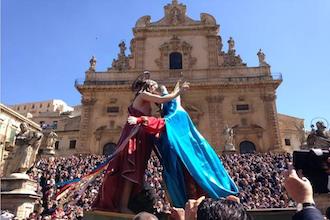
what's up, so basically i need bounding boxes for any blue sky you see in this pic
[1,0,330,129]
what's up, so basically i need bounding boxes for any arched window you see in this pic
[169,52,182,69]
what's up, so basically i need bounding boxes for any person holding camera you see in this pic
[283,164,323,220]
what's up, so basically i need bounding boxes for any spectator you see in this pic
[283,164,323,220]
[133,211,158,220]
[197,198,252,220]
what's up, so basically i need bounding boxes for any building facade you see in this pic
[0,103,41,175]
[32,111,81,156]
[75,1,283,155]
[9,99,74,118]
[8,100,81,155]
[278,114,305,153]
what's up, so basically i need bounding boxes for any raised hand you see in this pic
[184,196,205,220]
[283,163,314,204]
[127,116,138,125]
[173,80,181,94]
[180,81,190,93]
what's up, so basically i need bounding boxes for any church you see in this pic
[74,0,288,155]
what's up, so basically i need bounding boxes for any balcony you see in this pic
[75,73,282,88]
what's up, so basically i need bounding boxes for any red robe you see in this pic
[92,106,165,211]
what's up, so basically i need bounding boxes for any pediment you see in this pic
[152,1,197,26]
[135,1,218,28]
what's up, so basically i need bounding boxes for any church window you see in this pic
[69,140,76,149]
[55,141,59,150]
[236,104,249,111]
[285,138,291,146]
[107,106,119,113]
[169,52,182,69]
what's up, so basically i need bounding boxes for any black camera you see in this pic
[293,149,329,193]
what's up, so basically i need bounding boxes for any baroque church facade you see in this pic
[75,1,283,155]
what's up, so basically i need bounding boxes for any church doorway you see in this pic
[103,142,116,156]
[239,141,256,154]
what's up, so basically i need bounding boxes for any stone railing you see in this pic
[75,72,282,88]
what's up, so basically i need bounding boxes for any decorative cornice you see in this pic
[133,26,219,37]
[233,124,264,135]
[75,79,281,93]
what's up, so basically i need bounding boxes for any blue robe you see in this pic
[156,96,239,208]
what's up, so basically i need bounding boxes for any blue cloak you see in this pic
[156,96,239,208]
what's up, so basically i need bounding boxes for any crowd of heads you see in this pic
[22,152,294,219]
[28,154,107,219]
[144,155,171,213]
[220,152,295,209]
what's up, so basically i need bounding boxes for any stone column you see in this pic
[206,95,224,152]
[207,35,219,67]
[77,95,96,154]
[261,93,282,150]
[134,37,145,70]
[94,130,102,155]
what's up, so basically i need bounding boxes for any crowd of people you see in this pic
[19,152,296,219]
[27,154,107,219]
[220,153,294,209]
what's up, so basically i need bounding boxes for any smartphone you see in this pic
[293,149,329,193]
